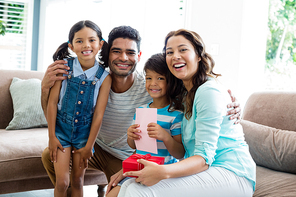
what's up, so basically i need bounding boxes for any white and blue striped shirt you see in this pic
[134,103,184,164]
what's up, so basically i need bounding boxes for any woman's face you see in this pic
[165,35,200,83]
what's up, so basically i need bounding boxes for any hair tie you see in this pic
[67,41,70,44]
[102,38,105,42]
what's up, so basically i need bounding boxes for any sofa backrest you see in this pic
[0,70,44,129]
[242,91,296,131]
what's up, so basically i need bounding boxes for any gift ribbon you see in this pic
[130,154,152,170]
[131,154,151,160]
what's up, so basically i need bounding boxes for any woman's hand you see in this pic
[48,136,64,163]
[72,147,93,169]
[123,159,165,186]
[226,89,241,124]
[106,169,124,195]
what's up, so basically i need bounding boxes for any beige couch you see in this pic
[0,70,107,195]
[241,92,296,197]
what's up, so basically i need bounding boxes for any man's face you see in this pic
[108,38,141,77]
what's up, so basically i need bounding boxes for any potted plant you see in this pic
[0,20,6,36]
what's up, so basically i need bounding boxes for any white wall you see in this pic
[186,0,269,109]
[38,0,269,109]
[37,0,185,72]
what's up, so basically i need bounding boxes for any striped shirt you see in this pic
[134,103,184,164]
[96,71,152,160]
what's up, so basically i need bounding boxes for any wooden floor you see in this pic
[0,185,100,197]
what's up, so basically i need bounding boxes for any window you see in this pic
[264,0,296,91]
[38,0,186,72]
[0,0,33,70]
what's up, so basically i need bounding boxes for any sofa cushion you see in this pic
[254,166,296,197]
[241,120,296,174]
[6,77,47,130]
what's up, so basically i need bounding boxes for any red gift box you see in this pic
[122,154,165,177]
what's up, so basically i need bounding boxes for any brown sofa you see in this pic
[241,92,296,197]
[0,70,107,195]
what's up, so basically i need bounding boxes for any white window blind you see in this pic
[0,0,33,70]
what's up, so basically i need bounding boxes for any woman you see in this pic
[118,29,256,197]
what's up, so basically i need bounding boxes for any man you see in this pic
[41,25,241,195]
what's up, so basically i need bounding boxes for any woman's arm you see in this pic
[74,74,112,168]
[47,74,64,162]
[124,155,208,186]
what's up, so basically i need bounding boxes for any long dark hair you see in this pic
[163,29,221,119]
[52,20,109,67]
[144,53,184,112]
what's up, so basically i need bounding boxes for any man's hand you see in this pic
[106,169,124,195]
[41,60,70,118]
[226,89,241,124]
[41,60,69,91]
[48,136,64,163]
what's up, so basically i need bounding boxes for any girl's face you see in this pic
[165,35,200,83]
[69,27,103,70]
[145,69,167,100]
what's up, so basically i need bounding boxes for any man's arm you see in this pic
[226,89,241,124]
[41,60,69,119]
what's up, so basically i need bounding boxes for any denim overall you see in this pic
[55,58,105,151]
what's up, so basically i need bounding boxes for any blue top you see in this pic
[181,77,256,191]
[133,103,183,164]
[58,57,109,110]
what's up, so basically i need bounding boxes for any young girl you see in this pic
[47,20,112,197]
[106,53,185,197]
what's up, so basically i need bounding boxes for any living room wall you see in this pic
[186,0,269,109]
[37,0,269,109]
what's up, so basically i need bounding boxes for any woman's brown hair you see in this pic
[163,29,221,119]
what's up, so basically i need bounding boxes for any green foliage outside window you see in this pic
[0,20,5,36]
[0,2,25,34]
[266,0,296,74]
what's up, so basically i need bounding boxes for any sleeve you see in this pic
[193,85,226,166]
[131,112,136,125]
[170,112,184,136]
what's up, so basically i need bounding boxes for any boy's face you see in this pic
[108,38,142,77]
[145,69,167,100]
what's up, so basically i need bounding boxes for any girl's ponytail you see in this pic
[99,40,109,68]
[52,42,71,61]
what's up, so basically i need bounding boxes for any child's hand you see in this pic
[72,147,93,169]
[147,123,170,141]
[48,136,64,162]
[127,124,141,140]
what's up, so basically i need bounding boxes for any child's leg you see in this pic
[106,186,121,197]
[106,177,134,197]
[54,147,71,197]
[71,148,86,197]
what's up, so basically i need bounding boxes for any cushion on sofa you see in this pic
[241,120,296,174]
[254,166,296,197]
[6,77,47,130]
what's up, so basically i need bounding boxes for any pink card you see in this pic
[135,108,158,154]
